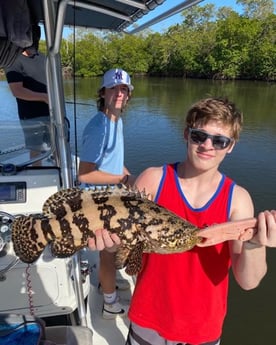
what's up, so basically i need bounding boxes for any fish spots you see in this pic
[117,218,133,231]
[98,203,117,229]
[149,205,162,213]
[50,203,67,219]
[66,194,82,212]
[72,213,89,229]
[148,218,163,226]
[11,186,201,268]
[72,213,93,240]
[59,218,71,233]
[41,218,55,239]
[121,197,145,217]
[30,226,39,242]
[92,194,109,204]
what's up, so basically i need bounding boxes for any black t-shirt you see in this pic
[5,52,50,120]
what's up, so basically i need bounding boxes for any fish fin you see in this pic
[12,216,47,263]
[125,242,144,276]
[42,188,81,217]
[115,246,131,269]
[50,238,78,258]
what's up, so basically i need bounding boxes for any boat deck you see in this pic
[84,250,135,345]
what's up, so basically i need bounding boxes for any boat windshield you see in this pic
[0,120,54,168]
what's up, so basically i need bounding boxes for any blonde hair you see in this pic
[185,97,243,141]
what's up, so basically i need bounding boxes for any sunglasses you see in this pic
[189,128,233,150]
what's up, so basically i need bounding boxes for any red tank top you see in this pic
[128,163,235,344]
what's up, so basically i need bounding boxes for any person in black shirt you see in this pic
[4,24,50,160]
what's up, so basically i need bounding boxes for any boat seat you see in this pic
[0,314,93,345]
[45,326,93,345]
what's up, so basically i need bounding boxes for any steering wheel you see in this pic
[0,211,19,276]
[0,150,52,176]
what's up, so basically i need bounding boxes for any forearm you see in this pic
[78,169,124,185]
[9,84,48,103]
[123,166,130,175]
[231,241,267,290]
[18,90,48,103]
[229,186,267,289]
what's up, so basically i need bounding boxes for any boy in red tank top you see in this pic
[88,97,276,345]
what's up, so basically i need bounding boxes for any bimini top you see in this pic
[27,0,166,32]
[27,0,204,33]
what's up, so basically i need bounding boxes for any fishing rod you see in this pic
[65,101,95,107]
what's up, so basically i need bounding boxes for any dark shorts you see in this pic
[20,116,50,151]
[125,322,220,345]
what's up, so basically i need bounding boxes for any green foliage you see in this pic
[100,33,150,74]
[41,2,275,81]
[237,0,275,19]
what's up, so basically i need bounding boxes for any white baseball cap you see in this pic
[100,68,134,91]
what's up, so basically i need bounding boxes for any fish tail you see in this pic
[12,215,49,263]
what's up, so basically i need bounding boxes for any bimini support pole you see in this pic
[42,0,88,329]
[43,0,74,188]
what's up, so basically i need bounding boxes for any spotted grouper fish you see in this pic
[12,186,259,275]
[11,185,202,275]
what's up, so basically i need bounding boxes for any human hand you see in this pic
[127,174,137,187]
[245,210,276,247]
[87,229,121,252]
[120,174,137,188]
[41,93,49,104]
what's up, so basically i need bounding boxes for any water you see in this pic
[1,77,276,344]
[62,77,276,214]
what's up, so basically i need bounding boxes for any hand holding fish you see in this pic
[90,210,276,254]
[248,210,276,247]
[88,229,120,252]
[10,185,276,276]
[197,210,276,248]
[89,217,258,251]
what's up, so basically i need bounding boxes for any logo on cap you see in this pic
[114,70,123,81]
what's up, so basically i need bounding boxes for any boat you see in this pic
[0,1,203,344]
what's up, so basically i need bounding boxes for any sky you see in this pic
[127,0,276,33]
[127,0,243,33]
[45,0,275,38]
[58,0,241,38]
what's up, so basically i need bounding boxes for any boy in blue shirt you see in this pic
[79,68,135,318]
